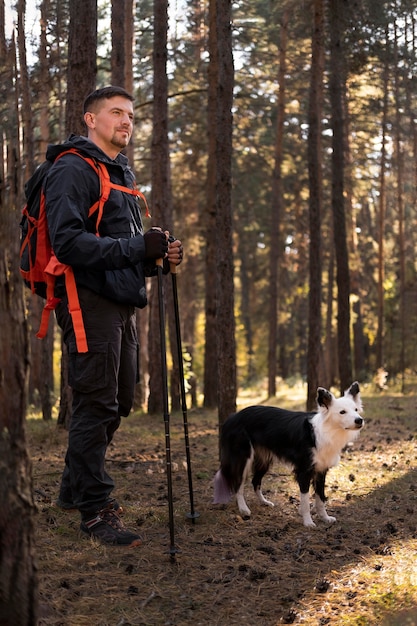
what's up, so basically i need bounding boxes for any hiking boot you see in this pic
[80,504,141,547]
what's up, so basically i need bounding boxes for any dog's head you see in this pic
[317,382,364,431]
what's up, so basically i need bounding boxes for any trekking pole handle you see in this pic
[168,234,179,274]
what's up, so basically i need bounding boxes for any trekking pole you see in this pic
[156,257,178,561]
[170,262,200,523]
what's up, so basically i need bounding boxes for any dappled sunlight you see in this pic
[291,538,417,625]
[27,387,417,625]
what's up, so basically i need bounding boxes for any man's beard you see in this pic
[111,130,131,150]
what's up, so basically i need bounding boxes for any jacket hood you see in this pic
[45,134,129,169]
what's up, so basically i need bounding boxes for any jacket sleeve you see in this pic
[44,153,146,270]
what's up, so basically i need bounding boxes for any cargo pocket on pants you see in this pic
[68,341,109,393]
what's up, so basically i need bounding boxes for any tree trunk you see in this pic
[0,26,38,622]
[111,0,126,86]
[323,250,336,389]
[0,247,38,624]
[376,25,389,370]
[306,0,324,410]
[65,0,97,136]
[393,20,406,392]
[328,0,352,392]
[20,0,54,419]
[57,0,97,426]
[134,307,148,410]
[268,8,289,399]
[203,0,219,409]
[57,339,72,428]
[111,0,134,173]
[212,0,236,427]
[148,0,179,414]
[38,0,50,158]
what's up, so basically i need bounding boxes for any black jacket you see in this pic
[44,135,149,308]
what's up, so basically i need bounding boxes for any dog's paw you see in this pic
[303,517,317,528]
[257,492,275,508]
[238,506,251,518]
[322,515,336,524]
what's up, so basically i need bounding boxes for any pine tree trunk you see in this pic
[268,8,289,399]
[376,25,389,370]
[0,26,38,620]
[65,0,97,136]
[148,0,179,414]
[212,0,236,426]
[307,0,324,410]
[56,0,98,428]
[328,0,352,391]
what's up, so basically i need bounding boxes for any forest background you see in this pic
[2,0,417,421]
[1,0,417,623]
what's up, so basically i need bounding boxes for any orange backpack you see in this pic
[20,148,150,352]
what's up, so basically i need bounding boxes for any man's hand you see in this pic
[166,234,183,266]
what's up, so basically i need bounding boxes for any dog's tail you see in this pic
[213,412,253,504]
[213,469,233,504]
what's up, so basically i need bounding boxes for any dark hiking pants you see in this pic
[55,287,139,520]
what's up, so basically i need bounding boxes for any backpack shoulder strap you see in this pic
[87,161,151,228]
[53,149,151,232]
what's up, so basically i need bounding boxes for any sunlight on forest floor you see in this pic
[26,379,417,625]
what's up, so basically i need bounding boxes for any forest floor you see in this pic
[28,382,417,626]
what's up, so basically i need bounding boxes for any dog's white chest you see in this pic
[313,446,341,472]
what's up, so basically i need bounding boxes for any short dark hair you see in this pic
[83,86,134,114]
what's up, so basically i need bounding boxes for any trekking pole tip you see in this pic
[166,546,181,562]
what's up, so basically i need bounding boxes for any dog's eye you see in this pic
[340,410,346,414]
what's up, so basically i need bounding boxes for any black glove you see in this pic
[143,229,168,259]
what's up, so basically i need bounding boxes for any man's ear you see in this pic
[84,111,95,130]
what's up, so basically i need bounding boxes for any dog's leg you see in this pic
[236,485,251,517]
[252,452,274,508]
[236,451,254,518]
[299,492,315,527]
[297,472,315,527]
[314,471,336,524]
[255,488,275,508]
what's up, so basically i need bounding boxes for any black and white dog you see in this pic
[213,382,364,527]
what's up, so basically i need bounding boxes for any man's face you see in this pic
[84,96,134,158]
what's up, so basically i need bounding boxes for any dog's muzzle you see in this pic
[346,417,364,430]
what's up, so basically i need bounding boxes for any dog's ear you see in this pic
[317,387,333,409]
[345,381,362,410]
[346,381,359,397]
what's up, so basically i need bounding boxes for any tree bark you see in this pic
[203,0,219,409]
[376,25,389,370]
[393,20,406,392]
[57,0,97,425]
[148,0,179,414]
[306,0,324,409]
[65,0,97,136]
[0,24,38,622]
[111,0,126,87]
[268,8,289,399]
[328,0,352,391]
[213,0,236,426]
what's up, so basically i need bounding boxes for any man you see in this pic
[44,86,183,547]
